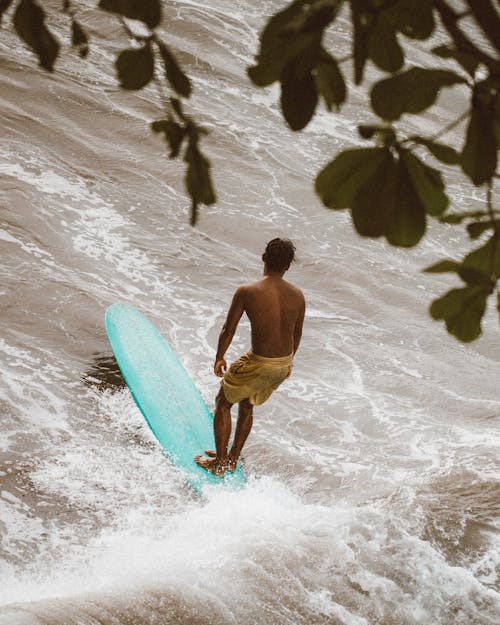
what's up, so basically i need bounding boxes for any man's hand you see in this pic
[214,358,227,377]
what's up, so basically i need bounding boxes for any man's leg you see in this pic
[214,387,232,464]
[195,387,232,476]
[226,398,253,471]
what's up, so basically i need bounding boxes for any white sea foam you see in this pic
[2,478,499,624]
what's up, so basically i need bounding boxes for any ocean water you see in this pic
[1,1,499,624]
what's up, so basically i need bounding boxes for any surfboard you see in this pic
[105,303,245,493]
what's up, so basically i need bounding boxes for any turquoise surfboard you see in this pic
[105,303,245,493]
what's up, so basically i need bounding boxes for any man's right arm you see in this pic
[214,287,245,377]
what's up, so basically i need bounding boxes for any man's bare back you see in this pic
[234,276,304,358]
[195,238,305,477]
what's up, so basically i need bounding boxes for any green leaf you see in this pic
[315,147,392,209]
[151,119,186,158]
[463,236,500,277]
[467,220,499,240]
[457,266,493,286]
[367,17,403,73]
[13,0,59,71]
[248,0,339,87]
[390,158,427,247]
[185,134,214,203]
[280,53,318,130]
[461,108,497,185]
[432,45,479,77]
[424,260,462,273]
[350,154,427,247]
[350,155,398,239]
[351,0,434,76]
[184,139,216,226]
[386,157,427,246]
[71,19,89,58]
[430,285,489,342]
[98,0,161,29]
[371,68,465,121]
[313,51,346,111]
[408,135,460,165]
[317,146,429,248]
[400,150,448,216]
[423,259,491,285]
[115,44,154,90]
[156,41,191,98]
[389,0,434,40]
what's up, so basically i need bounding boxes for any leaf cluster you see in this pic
[101,0,215,224]
[249,0,500,341]
[151,99,215,226]
[1,0,215,225]
[248,0,346,130]
[2,0,499,341]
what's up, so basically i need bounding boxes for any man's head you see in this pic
[262,238,296,273]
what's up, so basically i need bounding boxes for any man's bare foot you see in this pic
[195,454,225,477]
[204,450,238,473]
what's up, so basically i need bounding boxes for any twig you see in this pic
[430,108,469,141]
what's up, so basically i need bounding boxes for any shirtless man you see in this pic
[195,238,305,477]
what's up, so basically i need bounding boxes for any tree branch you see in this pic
[431,108,469,141]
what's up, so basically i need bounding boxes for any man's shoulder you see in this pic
[234,282,254,295]
[237,278,264,292]
[283,279,305,300]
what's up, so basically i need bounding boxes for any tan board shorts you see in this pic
[221,351,293,406]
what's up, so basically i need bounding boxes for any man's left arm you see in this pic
[293,295,306,355]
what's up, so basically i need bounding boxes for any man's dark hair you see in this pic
[263,238,296,272]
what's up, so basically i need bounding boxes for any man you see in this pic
[195,238,305,477]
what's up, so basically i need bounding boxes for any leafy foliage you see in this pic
[249,0,500,342]
[462,79,499,185]
[151,99,215,224]
[370,68,466,121]
[350,0,435,81]
[2,0,213,225]
[248,0,344,129]
[429,285,490,342]
[2,0,499,341]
